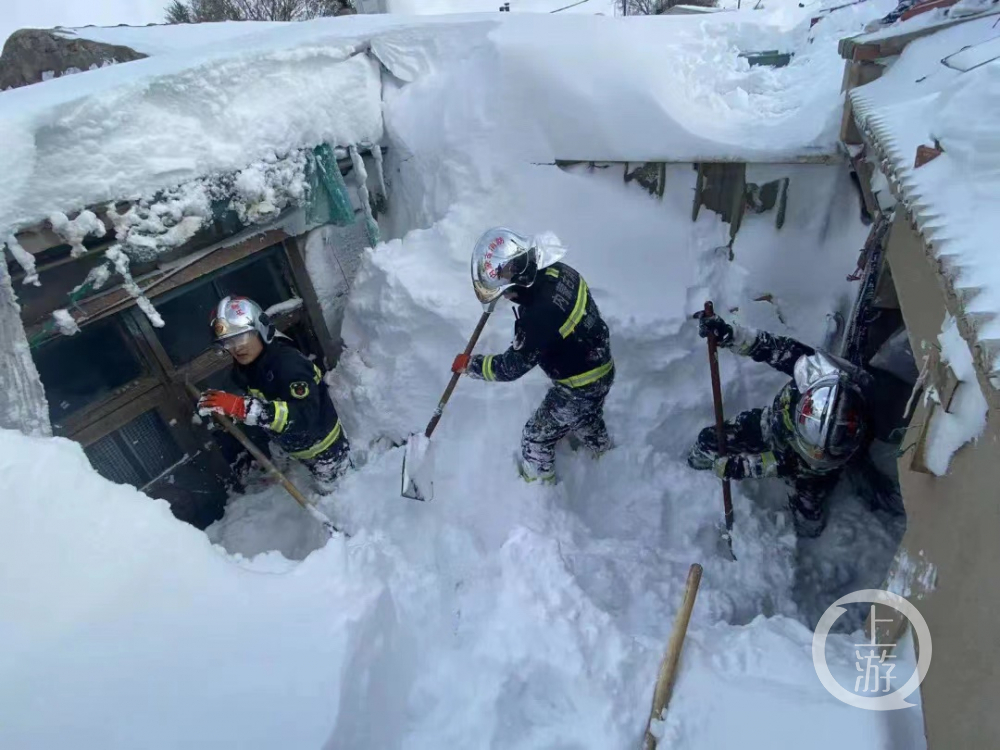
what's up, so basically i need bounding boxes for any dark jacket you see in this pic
[725,328,870,480]
[468,262,612,387]
[233,340,344,459]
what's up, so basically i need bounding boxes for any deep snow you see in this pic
[2,5,926,749]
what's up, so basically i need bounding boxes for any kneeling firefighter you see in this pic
[688,311,872,537]
[197,296,350,490]
[453,228,615,482]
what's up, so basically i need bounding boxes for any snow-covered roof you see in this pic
[0,16,393,237]
[384,0,620,13]
[849,12,1000,386]
[0,6,882,239]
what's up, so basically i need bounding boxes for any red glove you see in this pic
[197,390,248,422]
[452,353,470,374]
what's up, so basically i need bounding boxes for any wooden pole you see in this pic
[423,306,494,439]
[642,563,704,750]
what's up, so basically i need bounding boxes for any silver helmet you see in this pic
[470,227,567,304]
[789,364,867,471]
[210,296,274,345]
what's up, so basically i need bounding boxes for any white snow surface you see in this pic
[924,315,988,476]
[850,12,1000,380]
[2,4,924,748]
[50,308,80,335]
[2,5,890,239]
[0,18,387,236]
[387,0,620,13]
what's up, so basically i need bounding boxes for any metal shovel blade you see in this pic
[401,432,435,501]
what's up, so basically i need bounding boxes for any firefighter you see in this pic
[197,296,350,490]
[453,228,614,483]
[687,311,871,537]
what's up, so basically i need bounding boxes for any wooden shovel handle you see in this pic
[424,307,494,438]
[184,382,341,535]
[704,301,735,534]
[643,563,704,750]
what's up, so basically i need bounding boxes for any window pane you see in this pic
[154,283,221,364]
[84,410,184,488]
[155,248,289,366]
[33,317,144,423]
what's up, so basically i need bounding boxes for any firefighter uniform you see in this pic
[687,327,863,537]
[233,339,350,486]
[466,261,614,480]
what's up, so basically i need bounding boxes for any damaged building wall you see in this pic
[882,212,1000,749]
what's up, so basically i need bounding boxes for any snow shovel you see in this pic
[401,301,496,501]
[701,301,736,561]
[185,383,342,537]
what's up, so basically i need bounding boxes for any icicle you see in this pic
[349,144,380,247]
[105,245,165,328]
[74,262,112,297]
[4,234,40,287]
[372,145,387,200]
[49,210,107,258]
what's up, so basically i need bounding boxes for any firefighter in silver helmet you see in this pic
[197,296,350,490]
[453,227,615,483]
[687,311,871,537]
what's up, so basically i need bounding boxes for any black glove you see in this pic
[695,311,734,347]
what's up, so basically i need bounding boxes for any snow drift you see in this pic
[2,5,925,749]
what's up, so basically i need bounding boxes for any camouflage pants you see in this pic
[300,435,351,493]
[689,408,839,537]
[521,369,614,479]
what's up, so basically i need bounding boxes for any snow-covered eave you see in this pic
[11,144,381,263]
[839,5,1000,61]
[851,92,1000,396]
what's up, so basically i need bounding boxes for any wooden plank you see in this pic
[850,149,882,219]
[908,399,937,475]
[555,153,841,167]
[40,229,287,337]
[691,163,705,222]
[839,62,885,144]
[16,205,121,255]
[282,235,340,368]
[844,7,1000,62]
[62,380,165,446]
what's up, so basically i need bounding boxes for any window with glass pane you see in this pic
[33,317,145,423]
[84,409,184,488]
[154,247,290,365]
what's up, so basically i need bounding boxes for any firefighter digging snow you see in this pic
[452,228,615,484]
[687,312,872,538]
[197,296,351,492]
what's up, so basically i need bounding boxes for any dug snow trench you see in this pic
[2,9,919,750]
[208,14,909,750]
